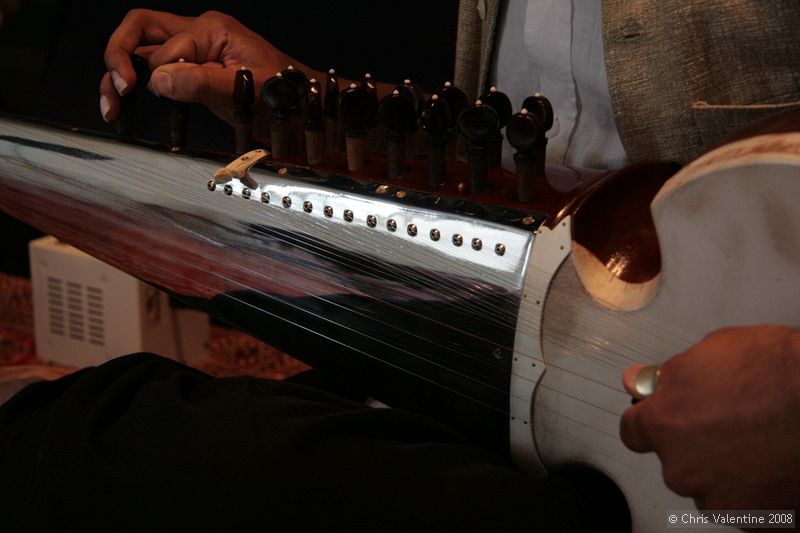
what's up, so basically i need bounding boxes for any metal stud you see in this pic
[452,234,463,246]
[224,184,233,196]
[207,180,216,191]
[261,192,271,203]
[495,243,506,256]
[282,196,292,208]
[303,201,313,213]
[430,229,441,241]
[407,224,417,237]
[387,219,397,232]
[324,206,333,218]
[471,238,482,251]
[366,215,377,228]
[242,188,251,200]
[344,209,354,222]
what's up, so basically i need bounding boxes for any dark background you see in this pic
[0,0,459,275]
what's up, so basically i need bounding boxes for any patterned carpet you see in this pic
[0,273,310,379]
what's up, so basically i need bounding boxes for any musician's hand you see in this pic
[620,325,800,513]
[99,9,313,129]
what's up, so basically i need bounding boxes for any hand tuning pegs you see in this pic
[378,90,417,178]
[479,86,512,168]
[261,72,299,158]
[323,69,341,154]
[457,100,499,194]
[439,81,467,161]
[305,78,324,164]
[339,83,377,171]
[117,54,151,140]
[233,67,255,154]
[507,109,545,202]
[420,94,452,186]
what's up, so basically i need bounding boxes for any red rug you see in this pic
[0,273,309,379]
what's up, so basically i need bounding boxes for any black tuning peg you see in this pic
[261,72,299,158]
[439,81,468,162]
[167,59,190,152]
[396,79,426,157]
[521,93,554,133]
[378,90,417,178]
[507,109,545,202]
[117,53,151,140]
[457,100,499,194]
[361,73,380,152]
[479,86,512,168]
[233,67,255,154]
[324,68,341,154]
[280,65,309,155]
[339,83,377,171]
[420,94,452,186]
[305,78,324,164]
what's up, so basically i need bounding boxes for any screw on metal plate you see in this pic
[407,224,417,237]
[472,238,482,251]
[261,192,270,203]
[224,184,233,196]
[367,215,377,228]
[207,180,216,191]
[344,209,354,222]
[387,219,397,232]
[430,229,440,241]
[453,234,463,246]
[495,243,506,256]
[242,188,251,199]
[324,206,333,218]
[282,196,292,208]
[303,201,313,213]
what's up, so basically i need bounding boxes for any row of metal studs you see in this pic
[209,180,507,256]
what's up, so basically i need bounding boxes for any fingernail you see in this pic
[147,71,173,98]
[110,70,128,95]
[99,95,111,122]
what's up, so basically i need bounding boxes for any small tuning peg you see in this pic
[378,90,417,178]
[168,59,190,152]
[339,83,377,171]
[304,78,324,164]
[420,94,452,186]
[479,86,512,168]
[521,93,554,133]
[281,65,310,101]
[261,72,299,158]
[280,65,309,156]
[361,73,380,152]
[507,109,545,202]
[324,68,341,154]
[117,54,151,140]
[233,67,255,154]
[439,81,468,162]
[395,79,426,158]
[457,100,499,194]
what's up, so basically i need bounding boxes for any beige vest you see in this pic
[455,0,800,165]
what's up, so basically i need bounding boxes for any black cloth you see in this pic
[0,354,624,532]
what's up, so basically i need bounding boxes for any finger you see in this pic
[104,9,193,95]
[622,364,645,397]
[619,403,655,453]
[99,72,119,122]
[148,31,229,69]
[147,63,246,107]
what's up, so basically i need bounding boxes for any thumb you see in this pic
[147,62,229,106]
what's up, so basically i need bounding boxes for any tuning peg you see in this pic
[378,90,417,178]
[117,53,151,140]
[521,93,554,133]
[507,109,545,202]
[279,65,309,155]
[396,79,426,157]
[261,72,299,158]
[361,73,380,153]
[457,100,499,194]
[323,69,341,154]
[339,83,377,171]
[305,78,324,164]
[420,94,451,186]
[479,86,512,168]
[233,67,255,154]
[439,81,468,162]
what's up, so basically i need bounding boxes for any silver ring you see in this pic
[633,365,661,399]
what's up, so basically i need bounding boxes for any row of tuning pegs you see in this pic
[116,54,554,203]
